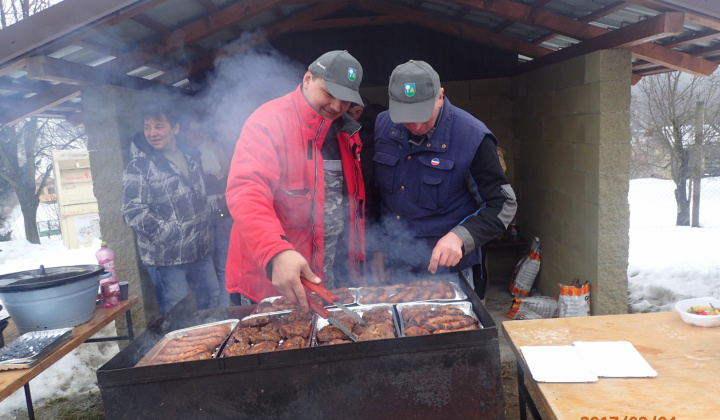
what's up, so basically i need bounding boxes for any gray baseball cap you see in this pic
[308,50,363,104]
[388,60,441,123]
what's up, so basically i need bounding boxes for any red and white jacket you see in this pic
[225,86,366,301]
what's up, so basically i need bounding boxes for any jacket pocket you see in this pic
[277,188,313,229]
[420,175,442,210]
[417,156,455,209]
[372,151,399,193]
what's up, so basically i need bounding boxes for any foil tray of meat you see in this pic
[220,308,315,357]
[135,319,238,367]
[313,304,400,346]
[0,327,73,370]
[356,279,467,305]
[255,287,357,314]
[396,301,482,337]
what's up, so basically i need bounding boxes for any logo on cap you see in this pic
[431,158,440,166]
[405,83,415,97]
[348,68,357,82]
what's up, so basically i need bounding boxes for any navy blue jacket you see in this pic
[372,96,517,273]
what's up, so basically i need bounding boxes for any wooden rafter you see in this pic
[25,56,170,90]
[660,29,720,48]
[299,15,405,30]
[444,0,717,76]
[520,12,687,72]
[0,83,80,125]
[624,0,720,31]
[356,0,552,59]
[155,0,283,55]
[531,0,628,45]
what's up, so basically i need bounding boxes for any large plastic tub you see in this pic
[0,265,104,333]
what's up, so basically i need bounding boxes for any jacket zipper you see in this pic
[348,126,362,278]
[310,118,325,275]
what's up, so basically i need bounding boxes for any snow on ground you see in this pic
[0,177,719,417]
[627,177,720,312]
[0,238,120,419]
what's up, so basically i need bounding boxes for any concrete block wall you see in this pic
[511,49,631,315]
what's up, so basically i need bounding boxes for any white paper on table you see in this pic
[572,341,657,378]
[520,345,598,383]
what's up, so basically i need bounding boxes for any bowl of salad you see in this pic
[675,297,720,327]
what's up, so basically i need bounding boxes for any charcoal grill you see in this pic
[97,276,505,419]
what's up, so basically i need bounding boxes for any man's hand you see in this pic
[270,250,320,309]
[428,232,464,274]
[370,251,388,284]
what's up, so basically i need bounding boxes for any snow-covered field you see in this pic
[0,177,719,417]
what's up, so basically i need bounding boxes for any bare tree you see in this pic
[0,118,86,243]
[0,0,55,29]
[632,72,720,226]
[1,0,79,243]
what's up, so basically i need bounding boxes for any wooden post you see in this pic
[691,101,704,228]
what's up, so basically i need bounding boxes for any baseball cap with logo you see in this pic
[388,60,441,123]
[308,50,363,105]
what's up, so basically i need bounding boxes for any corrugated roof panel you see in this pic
[92,20,158,50]
[461,9,508,31]
[196,29,237,51]
[142,0,208,31]
[420,0,464,16]
[48,45,84,59]
[238,10,283,31]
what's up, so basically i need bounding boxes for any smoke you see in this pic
[194,35,306,147]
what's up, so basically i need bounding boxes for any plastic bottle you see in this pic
[96,241,120,307]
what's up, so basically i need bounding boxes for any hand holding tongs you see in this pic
[301,278,365,342]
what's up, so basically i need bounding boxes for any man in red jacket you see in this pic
[226,50,366,308]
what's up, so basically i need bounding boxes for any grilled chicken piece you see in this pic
[245,340,277,354]
[241,315,271,328]
[248,325,282,344]
[277,336,306,350]
[404,326,431,336]
[362,307,392,324]
[358,323,396,341]
[285,309,313,323]
[280,320,311,339]
[224,340,251,356]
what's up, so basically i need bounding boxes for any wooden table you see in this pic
[502,312,720,420]
[0,296,138,419]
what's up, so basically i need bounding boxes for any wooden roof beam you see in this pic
[446,0,717,76]
[0,0,169,69]
[299,15,404,30]
[531,0,628,45]
[155,0,283,55]
[25,56,170,91]
[624,0,720,31]
[660,29,720,48]
[356,0,552,59]
[520,12,688,73]
[156,1,352,85]
[0,83,80,125]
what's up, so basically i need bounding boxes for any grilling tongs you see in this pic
[301,278,365,342]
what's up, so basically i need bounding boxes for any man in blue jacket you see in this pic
[370,60,517,299]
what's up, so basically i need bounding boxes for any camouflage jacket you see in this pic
[122,133,210,266]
